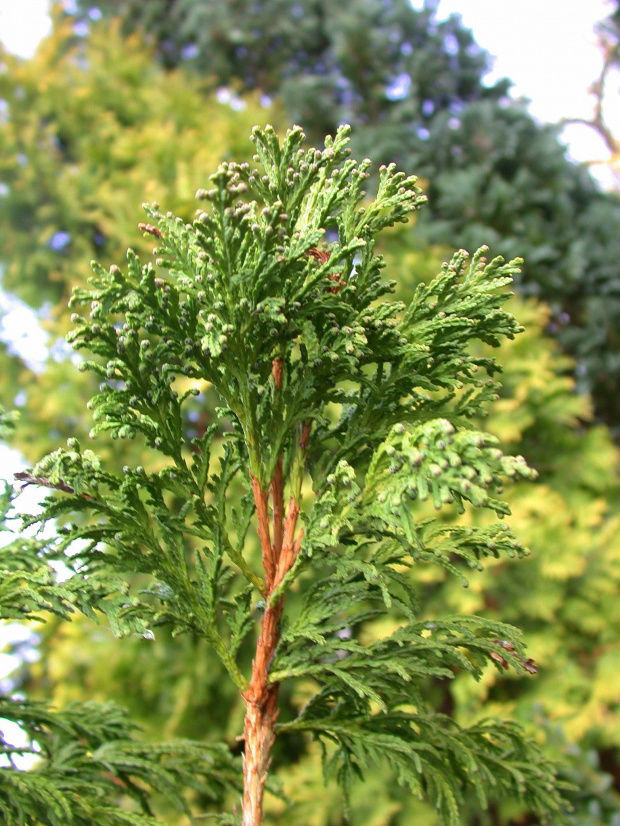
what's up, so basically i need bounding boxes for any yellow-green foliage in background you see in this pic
[1,13,620,826]
[0,10,278,462]
[458,302,620,741]
[0,10,271,310]
[386,234,620,751]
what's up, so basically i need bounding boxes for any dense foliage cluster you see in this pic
[0,409,241,826]
[68,0,620,428]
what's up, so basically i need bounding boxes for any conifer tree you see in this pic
[14,124,572,825]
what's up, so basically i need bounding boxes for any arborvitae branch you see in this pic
[0,480,242,825]
[16,125,572,824]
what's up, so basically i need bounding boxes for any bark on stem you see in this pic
[242,599,283,826]
[271,457,284,559]
[243,485,305,822]
[270,358,285,561]
[242,390,310,824]
[243,475,294,826]
[250,475,275,588]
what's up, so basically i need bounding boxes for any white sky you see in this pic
[0,0,51,54]
[437,0,619,183]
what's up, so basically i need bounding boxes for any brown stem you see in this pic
[273,498,301,589]
[242,600,283,826]
[271,456,284,561]
[299,421,312,452]
[14,472,92,499]
[242,390,310,824]
[270,356,286,563]
[137,222,163,239]
[271,356,284,391]
[242,502,300,825]
[243,487,302,825]
[250,475,275,588]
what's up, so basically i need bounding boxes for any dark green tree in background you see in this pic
[70,0,620,429]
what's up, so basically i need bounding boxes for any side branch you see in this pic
[558,39,619,161]
[273,419,311,587]
[14,472,91,499]
[273,498,302,589]
[250,475,275,587]
[270,355,286,564]
[271,457,284,560]
[222,535,266,596]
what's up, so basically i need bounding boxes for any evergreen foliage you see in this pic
[417,294,620,751]
[66,0,620,428]
[0,690,239,826]
[1,20,619,822]
[13,125,572,824]
[0,436,241,824]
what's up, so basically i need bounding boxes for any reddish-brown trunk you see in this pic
[242,601,283,826]
[242,474,289,826]
[242,406,309,824]
[242,494,302,824]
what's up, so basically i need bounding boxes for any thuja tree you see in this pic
[18,125,571,825]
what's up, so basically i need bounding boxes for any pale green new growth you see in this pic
[12,126,571,823]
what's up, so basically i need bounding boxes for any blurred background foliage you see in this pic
[1,1,620,823]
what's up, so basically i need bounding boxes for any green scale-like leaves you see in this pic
[65,125,426,483]
[0,479,242,826]
[0,695,241,826]
[16,125,571,823]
